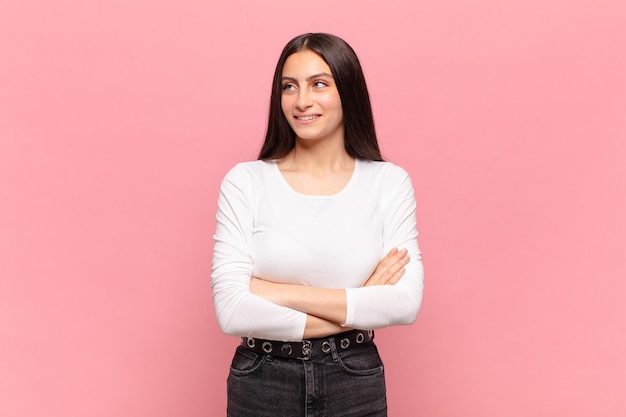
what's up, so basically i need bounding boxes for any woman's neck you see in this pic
[280,137,353,173]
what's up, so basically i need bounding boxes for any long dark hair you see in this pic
[258,33,383,161]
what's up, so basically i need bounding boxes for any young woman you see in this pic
[211,33,424,417]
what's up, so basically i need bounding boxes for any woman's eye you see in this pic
[313,81,327,88]
[282,84,296,91]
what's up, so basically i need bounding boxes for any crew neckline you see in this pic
[270,158,360,198]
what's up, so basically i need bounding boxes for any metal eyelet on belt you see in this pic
[321,341,331,353]
[281,343,292,355]
[246,338,256,348]
[356,332,364,343]
[298,340,312,360]
[340,338,350,349]
[262,341,273,353]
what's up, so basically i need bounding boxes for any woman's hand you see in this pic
[364,248,410,287]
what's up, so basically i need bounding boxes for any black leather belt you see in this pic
[241,329,374,360]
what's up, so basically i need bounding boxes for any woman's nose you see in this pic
[296,90,313,110]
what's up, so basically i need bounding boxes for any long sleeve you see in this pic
[211,164,307,341]
[343,166,424,329]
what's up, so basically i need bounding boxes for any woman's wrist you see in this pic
[250,277,285,305]
[303,314,353,339]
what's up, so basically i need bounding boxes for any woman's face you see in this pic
[280,50,344,144]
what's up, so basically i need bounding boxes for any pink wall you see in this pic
[1,1,625,416]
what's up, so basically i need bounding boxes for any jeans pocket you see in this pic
[335,343,385,376]
[229,346,267,376]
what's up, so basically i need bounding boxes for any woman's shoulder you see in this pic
[218,160,275,194]
[358,159,411,181]
[223,160,274,179]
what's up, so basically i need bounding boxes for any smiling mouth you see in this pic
[295,115,320,121]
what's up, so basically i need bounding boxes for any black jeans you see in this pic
[227,337,387,416]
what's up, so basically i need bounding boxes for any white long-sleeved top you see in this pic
[211,158,424,341]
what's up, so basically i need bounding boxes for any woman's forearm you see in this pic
[251,278,347,325]
[249,248,410,327]
[303,314,351,338]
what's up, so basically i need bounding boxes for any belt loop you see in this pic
[328,336,340,361]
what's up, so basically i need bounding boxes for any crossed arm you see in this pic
[250,248,410,338]
[212,163,424,341]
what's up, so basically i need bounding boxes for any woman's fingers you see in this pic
[382,250,410,284]
[364,248,410,286]
[378,247,399,269]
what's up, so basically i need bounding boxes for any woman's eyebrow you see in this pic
[281,73,334,83]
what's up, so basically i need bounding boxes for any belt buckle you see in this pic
[297,340,312,360]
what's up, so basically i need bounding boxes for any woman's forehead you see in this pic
[282,50,332,78]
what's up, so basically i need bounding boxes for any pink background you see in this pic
[1,0,625,416]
